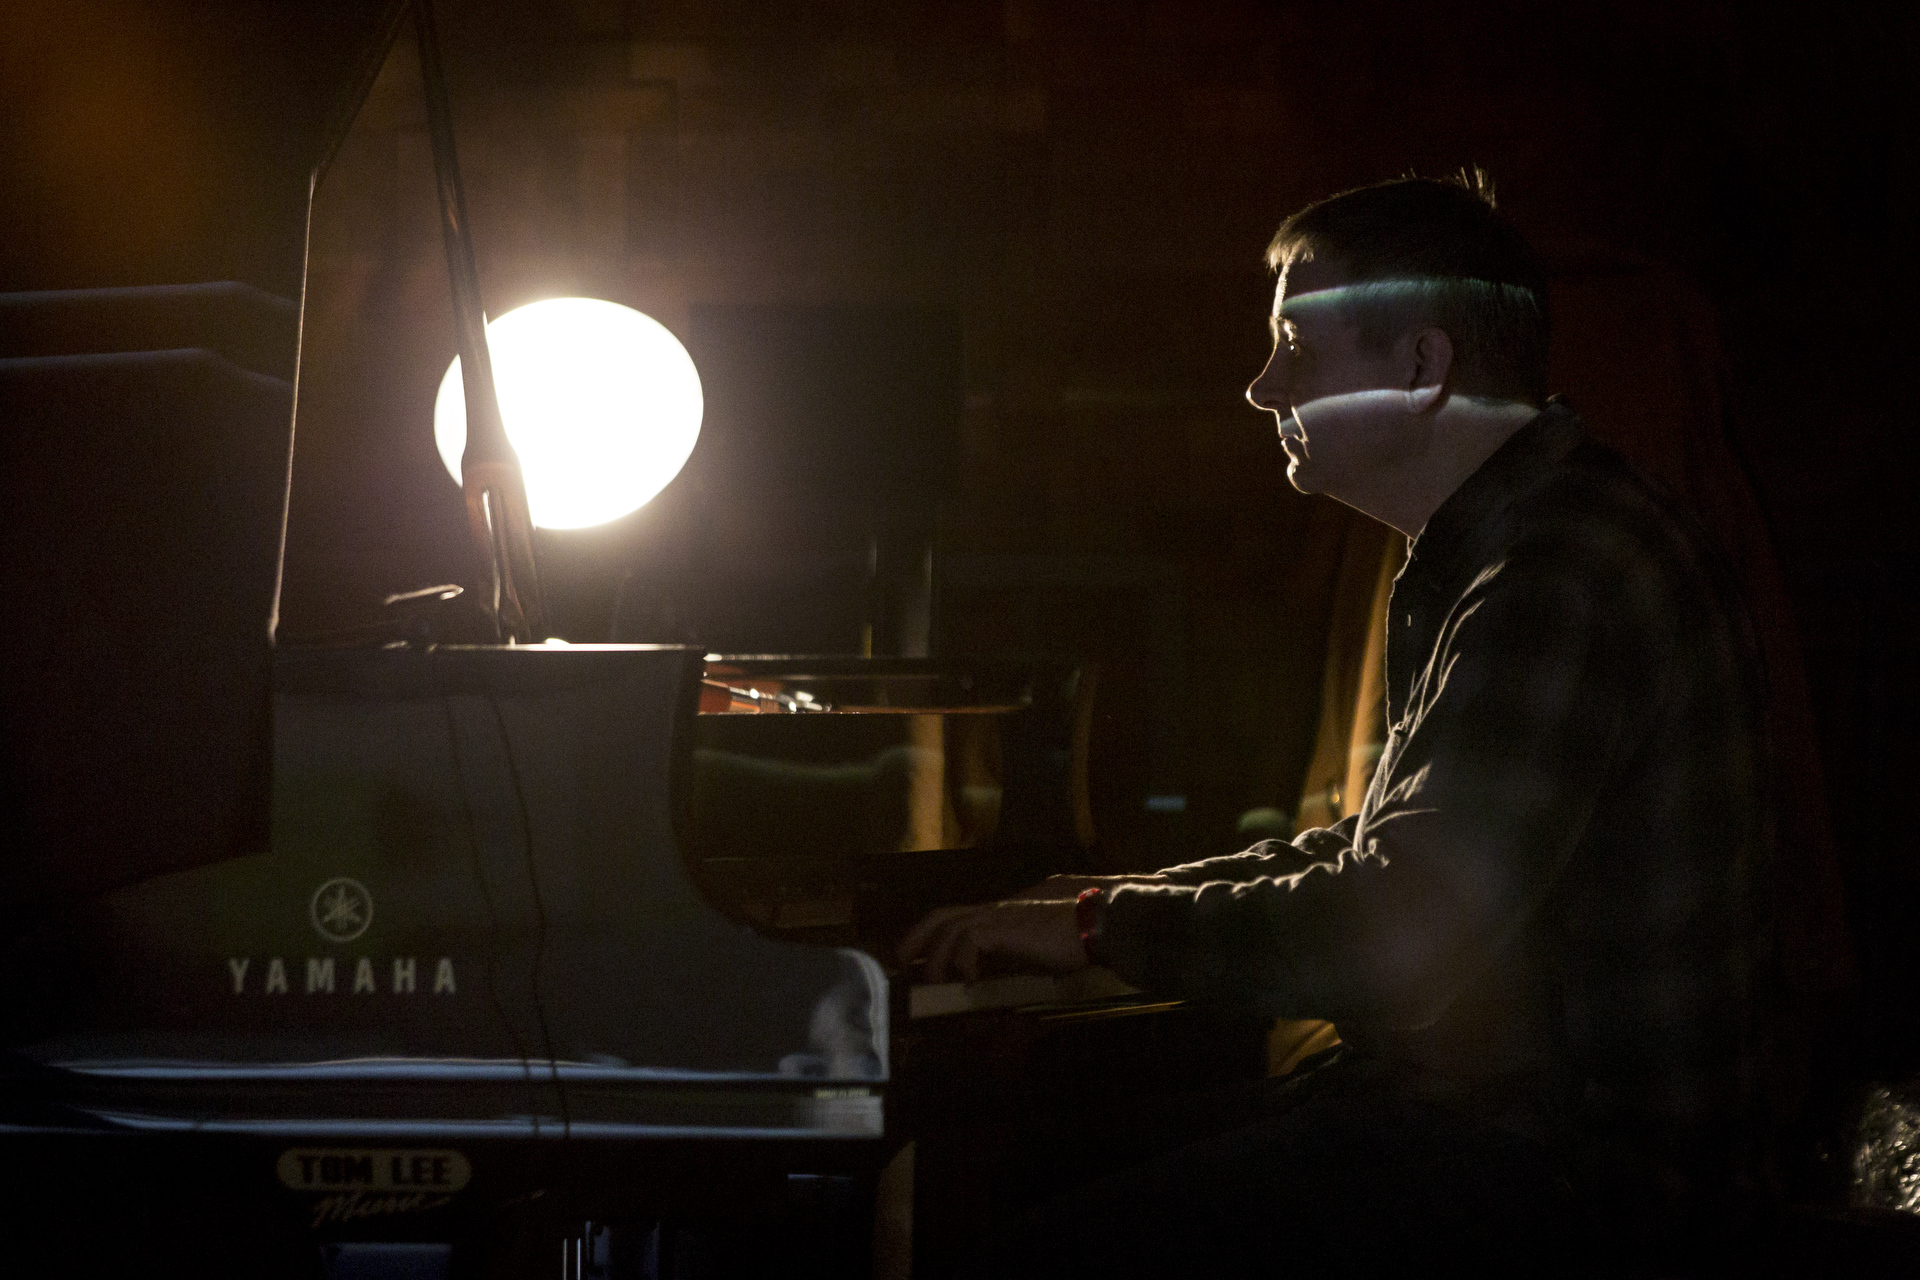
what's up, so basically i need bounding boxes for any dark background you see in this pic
[4,1,1915,1084]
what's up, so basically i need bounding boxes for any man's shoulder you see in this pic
[1456,427,1742,665]
[1500,428,1717,579]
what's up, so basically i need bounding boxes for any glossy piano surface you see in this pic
[684,656,1097,955]
[6,645,890,1143]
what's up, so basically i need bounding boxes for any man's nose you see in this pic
[1247,349,1287,412]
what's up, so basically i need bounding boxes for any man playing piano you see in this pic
[903,173,1766,1274]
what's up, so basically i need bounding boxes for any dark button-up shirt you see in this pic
[1102,401,1767,1236]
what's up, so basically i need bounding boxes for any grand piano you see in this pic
[0,5,1269,1275]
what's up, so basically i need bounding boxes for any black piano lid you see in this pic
[0,2,402,933]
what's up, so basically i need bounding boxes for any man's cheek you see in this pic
[1300,387,1401,425]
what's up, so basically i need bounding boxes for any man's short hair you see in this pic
[1267,172,1550,405]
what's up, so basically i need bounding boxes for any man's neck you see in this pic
[1344,398,1541,538]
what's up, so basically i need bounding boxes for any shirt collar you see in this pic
[1404,397,1586,587]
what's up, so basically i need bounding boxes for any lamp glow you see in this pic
[433,297,703,530]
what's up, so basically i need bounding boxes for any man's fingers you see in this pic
[956,931,987,984]
[1033,875,1097,899]
[898,910,945,962]
[925,908,1000,984]
[900,905,970,965]
[921,923,951,984]
[922,913,971,985]
[905,901,1086,983]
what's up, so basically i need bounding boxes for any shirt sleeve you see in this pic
[1149,817,1359,887]
[1098,541,1656,1027]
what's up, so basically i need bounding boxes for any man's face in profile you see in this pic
[1246,258,1416,498]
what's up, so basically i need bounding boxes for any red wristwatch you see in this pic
[1075,887,1108,964]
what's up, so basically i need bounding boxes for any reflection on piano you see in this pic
[685,658,1094,951]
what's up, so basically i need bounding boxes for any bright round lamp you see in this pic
[433,297,703,530]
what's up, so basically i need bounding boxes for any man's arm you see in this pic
[900,823,1359,981]
[999,826,1349,902]
[1151,819,1359,886]
[1098,542,1654,1025]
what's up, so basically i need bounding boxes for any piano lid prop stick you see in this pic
[413,0,549,644]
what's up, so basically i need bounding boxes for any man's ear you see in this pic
[1404,327,1453,414]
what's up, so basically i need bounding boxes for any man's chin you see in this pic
[1285,458,1321,495]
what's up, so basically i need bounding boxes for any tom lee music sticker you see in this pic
[277,1148,472,1229]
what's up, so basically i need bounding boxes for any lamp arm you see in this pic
[413,0,548,643]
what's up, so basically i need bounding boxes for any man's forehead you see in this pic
[1273,257,1354,319]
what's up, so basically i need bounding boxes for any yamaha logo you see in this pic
[310,877,372,944]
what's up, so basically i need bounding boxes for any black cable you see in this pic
[438,687,542,1135]
[485,691,572,1139]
